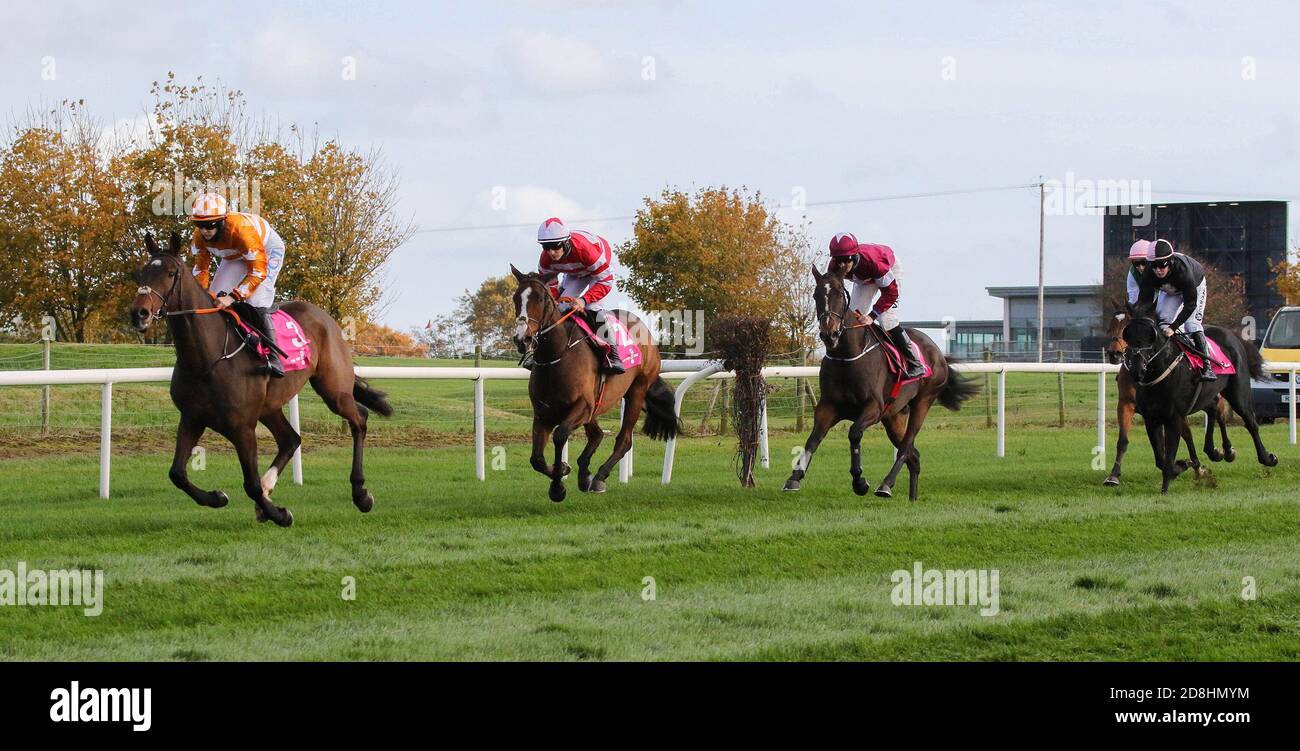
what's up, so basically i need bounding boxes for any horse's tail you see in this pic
[353,378,395,418]
[937,357,980,411]
[642,377,682,441]
[1242,336,1266,381]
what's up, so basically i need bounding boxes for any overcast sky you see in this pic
[6,0,1299,329]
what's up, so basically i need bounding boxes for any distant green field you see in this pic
[1,425,1297,661]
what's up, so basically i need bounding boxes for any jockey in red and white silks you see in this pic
[827,233,925,378]
[530,217,624,373]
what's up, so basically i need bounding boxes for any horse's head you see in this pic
[1104,310,1130,365]
[1120,302,1167,373]
[130,232,189,332]
[510,264,561,352]
[811,264,851,351]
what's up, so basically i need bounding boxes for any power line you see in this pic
[411,183,1043,235]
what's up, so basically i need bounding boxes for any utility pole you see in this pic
[1037,177,1047,363]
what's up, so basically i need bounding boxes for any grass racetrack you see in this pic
[2,418,1299,661]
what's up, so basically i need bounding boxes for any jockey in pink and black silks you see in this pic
[826,232,925,379]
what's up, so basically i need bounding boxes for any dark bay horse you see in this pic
[1102,310,1231,486]
[510,266,680,502]
[783,266,978,499]
[130,232,393,526]
[1122,305,1275,493]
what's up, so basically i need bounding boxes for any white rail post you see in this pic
[1290,367,1296,446]
[288,394,303,485]
[996,367,1006,458]
[759,396,769,469]
[619,398,631,483]
[99,382,112,499]
[1096,370,1106,460]
[475,375,485,481]
[662,361,726,484]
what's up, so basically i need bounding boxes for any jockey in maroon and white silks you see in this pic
[529,216,624,373]
[827,232,925,378]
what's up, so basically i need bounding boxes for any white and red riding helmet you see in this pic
[537,217,571,244]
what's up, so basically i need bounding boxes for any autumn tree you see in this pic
[0,100,135,342]
[124,73,413,323]
[1269,243,1300,307]
[618,186,806,353]
[456,275,517,356]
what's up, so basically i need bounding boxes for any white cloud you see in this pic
[502,30,621,94]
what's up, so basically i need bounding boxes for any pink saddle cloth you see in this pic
[573,313,643,369]
[239,310,312,372]
[880,334,933,384]
[1181,336,1236,375]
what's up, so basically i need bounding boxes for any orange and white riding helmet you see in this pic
[190,192,229,222]
[537,217,571,245]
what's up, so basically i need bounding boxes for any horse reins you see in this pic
[143,255,254,374]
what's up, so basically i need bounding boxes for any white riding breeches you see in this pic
[1155,279,1206,334]
[558,274,615,312]
[849,281,900,331]
[210,234,286,309]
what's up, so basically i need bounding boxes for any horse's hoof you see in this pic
[254,504,269,523]
[1264,453,1278,467]
[1102,476,1120,487]
[1206,449,1223,462]
[577,474,592,492]
[783,479,801,492]
[1225,448,1237,463]
[549,482,566,503]
[590,479,607,494]
[353,490,374,513]
[207,490,230,508]
[874,487,893,499]
[274,507,294,527]
[852,477,871,496]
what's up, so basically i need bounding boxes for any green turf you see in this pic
[1,422,1297,661]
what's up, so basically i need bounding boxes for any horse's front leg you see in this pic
[1104,396,1134,485]
[169,415,228,508]
[1161,417,1184,493]
[849,402,884,496]
[784,401,839,491]
[547,405,586,502]
[530,418,555,478]
[231,425,292,526]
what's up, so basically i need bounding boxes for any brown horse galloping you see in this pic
[129,232,392,526]
[1102,310,1231,486]
[510,265,680,502]
[784,266,978,499]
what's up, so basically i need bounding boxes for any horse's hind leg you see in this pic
[232,425,292,526]
[1216,399,1236,462]
[577,421,604,492]
[169,416,228,508]
[1203,405,1222,462]
[311,379,375,512]
[591,392,642,493]
[784,401,838,492]
[870,411,908,498]
[878,399,932,500]
[258,409,302,498]
[1223,378,1277,466]
[1178,418,1199,474]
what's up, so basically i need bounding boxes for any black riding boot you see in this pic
[888,327,926,379]
[256,308,284,378]
[587,309,626,374]
[1190,330,1216,382]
